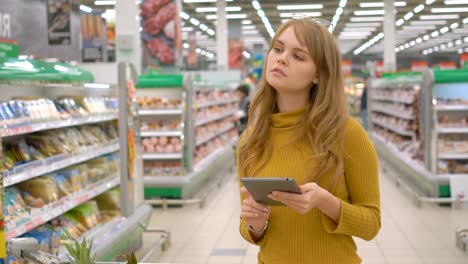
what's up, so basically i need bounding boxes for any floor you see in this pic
[137,164,468,264]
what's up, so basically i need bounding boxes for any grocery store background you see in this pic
[0,0,468,263]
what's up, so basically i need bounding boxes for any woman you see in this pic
[237,17,381,263]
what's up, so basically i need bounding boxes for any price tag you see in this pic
[75,194,89,204]
[7,230,18,240]
[25,221,35,232]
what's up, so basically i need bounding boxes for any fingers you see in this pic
[243,198,270,214]
[240,187,252,198]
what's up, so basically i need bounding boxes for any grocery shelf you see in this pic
[435,105,468,111]
[196,99,240,109]
[372,120,414,137]
[140,130,183,137]
[6,176,120,240]
[439,153,468,160]
[438,174,468,178]
[196,125,235,146]
[1,113,118,137]
[371,96,414,104]
[437,127,468,134]
[372,106,415,120]
[142,153,183,160]
[144,146,232,186]
[138,108,184,116]
[195,110,237,127]
[4,141,120,187]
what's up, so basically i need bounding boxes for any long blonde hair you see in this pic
[239,18,349,191]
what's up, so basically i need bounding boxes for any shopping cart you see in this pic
[456,228,468,252]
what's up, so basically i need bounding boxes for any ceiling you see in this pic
[83,0,468,58]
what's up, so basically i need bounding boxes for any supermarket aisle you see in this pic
[141,166,468,264]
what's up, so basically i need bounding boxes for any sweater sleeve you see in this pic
[237,135,267,246]
[321,119,381,241]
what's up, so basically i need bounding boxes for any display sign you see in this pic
[141,0,182,69]
[0,39,18,58]
[81,12,106,62]
[342,59,351,77]
[460,53,468,69]
[411,61,428,72]
[47,0,71,45]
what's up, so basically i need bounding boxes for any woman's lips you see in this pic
[271,67,286,77]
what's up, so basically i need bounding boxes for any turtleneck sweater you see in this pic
[237,107,380,264]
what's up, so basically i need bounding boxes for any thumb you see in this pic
[299,183,316,193]
[240,187,251,197]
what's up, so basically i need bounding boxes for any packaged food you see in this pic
[53,213,87,241]
[51,172,73,198]
[4,186,28,221]
[18,176,59,204]
[68,201,101,229]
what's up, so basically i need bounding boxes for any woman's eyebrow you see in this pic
[276,39,308,54]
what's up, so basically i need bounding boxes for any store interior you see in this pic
[0,0,468,263]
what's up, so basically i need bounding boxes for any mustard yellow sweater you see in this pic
[237,107,381,264]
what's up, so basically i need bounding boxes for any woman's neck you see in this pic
[276,92,309,113]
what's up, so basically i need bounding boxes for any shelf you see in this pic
[372,120,414,137]
[4,141,120,187]
[195,110,237,127]
[437,127,468,134]
[143,146,232,186]
[140,130,183,137]
[6,176,120,240]
[439,153,468,160]
[196,125,235,146]
[142,153,183,160]
[196,99,240,109]
[371,96,414,104]
[435,105,468,111]
[438,174,468,178]
[1,113,118,137]
[138,108,184,116]
[372,106,415,120]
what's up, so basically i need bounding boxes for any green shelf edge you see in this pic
[136,74,183,88]
[144,187,182,199]
[433,69,468,84]
[381,71,422,79]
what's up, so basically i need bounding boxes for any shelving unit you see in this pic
[344,77,365,117]
[137,75,239,203]
[370,70,468,202]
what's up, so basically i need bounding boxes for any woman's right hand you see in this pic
[240,187,271,232]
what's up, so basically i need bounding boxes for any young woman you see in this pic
[237,17,381,263]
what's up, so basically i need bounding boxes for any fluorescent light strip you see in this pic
[404,12,414,20]
[410,20,447,25]
[342,27,377,32]
[242,20,252,25]
[95,0,115,5]
[403,25,436,30]
[277,4,323,10]
[396,19,405,26]
[431,7,468,13]
[354,10,384,16]
[426,0,436,4]
[190,18,200,26]
[199,24,208,31]
[206,14,247,20]
[79,5,92,13]
[445,0,468,4]
[242,25,256,30]
[195,7,241,12]
[345,22,381,27]
[414,4,424,13]
[350,17,384,22]
[252,1,274,38]
[181,27,194,32]
[184,0,233,2]
[180,12,190,20]
[359,2,407,7]
[420,14,460,19]
[464,18,468,24]
[252,0,261,10]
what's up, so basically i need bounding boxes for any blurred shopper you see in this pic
[234,84,250,135]
[360,83,368,130]
[237,17,380,264]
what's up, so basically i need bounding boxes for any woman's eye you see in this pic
[294,54,304,61]
[273,47,282,53]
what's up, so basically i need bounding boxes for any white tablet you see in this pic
[241,177,301,206]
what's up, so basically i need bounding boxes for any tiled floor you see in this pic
[138,164,468,264]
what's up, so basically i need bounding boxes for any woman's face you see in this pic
[266,26,319,95]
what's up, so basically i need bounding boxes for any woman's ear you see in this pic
[313,76,319,84]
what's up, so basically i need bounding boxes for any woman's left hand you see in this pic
[268,182,328,214]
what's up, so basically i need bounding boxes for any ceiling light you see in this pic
[464,18,468,24]
[206,14,247,19]
[395,47,400,52]
[434,46,439,51]
[277,4,323,10]
[426,0,436,4]
[180,12,190,20]
[416,38,422,43]
[337,7,344,16]
[451,22,459,29]
[405,43,410,48]
[447,42,454,47]
[242,20,252,25]
[190,18,200,26]
[252,0,261,10]
[458,49,464,54]
[243,51,251,59]
[410,20,447,25]
[440,44,447,49]
[359,2,407,7]
[340,32,372,36]
[410,41,416,46]
[403,25,436,30]
[423,50,428,55]
[354,10,385,16]
[464,37,468,42]
[199,24,208,31]
[181,27,194,32]
[404,12,414,20]
[207,29,215,35]
[431,8,468,13]
[420,14,460,20]
[79,5,92,13]
[444,0,468,3]
[281,19,290,24]
[243,30,259,34]
[440,26,449,33]
[262,17,269,24]
[95,0,115,5]
[195,7,242,12]
[431,31,440,37]
[396,19,405,26]
[428,48,433,53]
[195,48,201,53]
[414,4,424,13]
[350,17,384,22]
[455,39,462,45]
[339,0,347,8]
[183,43,189,49]
[343,27,377,32]
[242,25,256,30]
[279,12,322,18]
[257,10,266,18]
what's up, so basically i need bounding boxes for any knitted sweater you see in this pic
[237,107,381,264]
